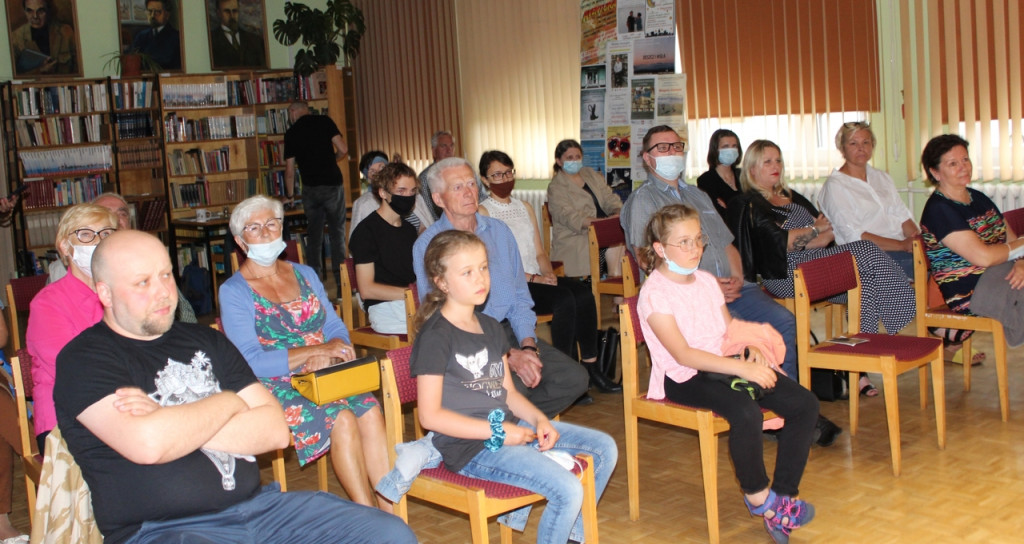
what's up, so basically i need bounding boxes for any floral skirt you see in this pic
[261,376,379,466]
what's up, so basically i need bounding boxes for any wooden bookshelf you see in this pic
[111,76,168,234]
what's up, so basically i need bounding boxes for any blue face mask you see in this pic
[718,148,739,167]
[666,256,699,275]
[562,160,583,175]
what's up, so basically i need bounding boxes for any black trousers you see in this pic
[528,277,599,360]
[663,372,818,496]
[501,321,589,418]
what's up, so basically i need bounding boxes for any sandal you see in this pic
[949,347,985,367]
[859,383,879,397]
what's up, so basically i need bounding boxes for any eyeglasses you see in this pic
[663,233,709,252]
[447,180,478,194]
[72,227,115,244]
[487,169,516,182]
[646,142,686,154]
[242,217,284,236]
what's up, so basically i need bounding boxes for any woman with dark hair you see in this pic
[349,150,433,241]
[730,140,916,397]
[479,150,619,393]
[919,134,1024,346]
[697,129,743,219]
[547,139,624,278]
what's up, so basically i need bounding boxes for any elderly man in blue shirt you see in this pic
[413,157,590,417]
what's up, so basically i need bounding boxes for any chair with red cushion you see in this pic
[794,251,946,476]
[341,258,410,353]
[10,351,43,524]
[6,274,49,352]
[619,297,776,544]
[588,217,626,327]
[380,345,599,544]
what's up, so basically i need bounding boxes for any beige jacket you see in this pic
[547,168,623,277]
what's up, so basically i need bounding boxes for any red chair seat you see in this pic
[421,457,588,500]
[601,276,623,286]
[815,333,941,360]
[354,326,407,343]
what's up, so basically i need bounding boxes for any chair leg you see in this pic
[993,327,1009,422]
[467,490,490,544]
[395,496,410,523]
[499,523,513,544]
[317,454,329,492]
[272,448,287,492]
[592,285,602,329]
[848,371,860,436]
[579,453,600,544]
[880,360,902,477]
[962,336,973,392]
[696,412,720,544]
[625,412,641,521]
[918,366,929,410]
[24,474,35,525]
[930,353,947,449]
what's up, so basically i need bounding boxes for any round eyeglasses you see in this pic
[663,233,709,252]
[71,227,116,244]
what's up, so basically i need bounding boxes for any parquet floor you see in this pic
[9,307,1024,543]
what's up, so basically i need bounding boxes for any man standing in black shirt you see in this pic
[284,101,347,296]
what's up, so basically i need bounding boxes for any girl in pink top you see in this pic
[26,204,116,452]
[637,204,818,544]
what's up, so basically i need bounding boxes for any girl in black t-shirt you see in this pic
[409,230,617,543]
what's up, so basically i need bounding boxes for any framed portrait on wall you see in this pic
[117,0,184,72]
[206,0,268,70]
[6,0,83,78]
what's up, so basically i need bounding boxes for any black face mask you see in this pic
[388,194,416,216]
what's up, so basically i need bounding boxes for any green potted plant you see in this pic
[273,1,366,77]
[102,49,162,77]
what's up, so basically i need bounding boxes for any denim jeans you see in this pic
[375,433,441,502]
[458,420,617,544]
[124,482,416,544]
[302,184,346,293]
[727,281,798,378]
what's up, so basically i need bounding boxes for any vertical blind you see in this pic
[352,0,463,175]
[352,0,580,180]
[901,0,1024,182]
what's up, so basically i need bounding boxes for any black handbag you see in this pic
[596,327,620,383]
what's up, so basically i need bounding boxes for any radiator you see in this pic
[787,182,824,205]
[511,189,548,233]
[973,182,1024,212]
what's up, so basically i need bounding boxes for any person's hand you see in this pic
[718,276,742,303]
[737,362,777,389]
[534,418,559,451]
[507,348,543,388]
[301,355,336,373]
[113,387,160,416]
[742,346,778,371]
[38,57,57,74]
[900,237,916,252]
[321,338,356,361]
[0,195,16,214]
[538,272,558,286]
[813,214,832,234]
[502,422,536,446]
[1006,260,1024,290]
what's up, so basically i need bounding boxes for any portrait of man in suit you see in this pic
[207,0,267,70]
[119,0,183,71]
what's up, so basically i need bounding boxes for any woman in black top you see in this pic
[697,129,743,220]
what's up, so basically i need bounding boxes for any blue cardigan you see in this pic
[219,262,351,378]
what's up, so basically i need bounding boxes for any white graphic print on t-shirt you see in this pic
[149,350,256,490]
[455,347,504,399]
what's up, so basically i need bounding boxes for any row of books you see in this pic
[19,145,112,176]
[164,112,257,142]
[262,170,302,197]
[117,140,162,169]
[111,79,156,110]
[168,146,232,176]
[22,210,62,247]
[113,112,156,139]
[13,83,109,116]
[176,243,210,271]
[169,177,256,208]
[257,140,286,167]
[161,83,230,109]
[14,115,105,147]
[256,108,291,135]
[21,175,107,209]
[135,198,167,231]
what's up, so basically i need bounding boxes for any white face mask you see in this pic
[246,237,286,267]
[562,160,583,175]
[70,244,97,278]
[653,155,685,180]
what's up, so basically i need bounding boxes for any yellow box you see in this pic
[291,355,380,405]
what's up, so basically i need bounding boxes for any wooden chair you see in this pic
[5,274,49,352]
[620,252,641,297]
[209,321,328,492]
[341,258,412,352]
[793,251,946,476]
[588,217,626,327]
[229,239,305,273]
[539,203,565,277]
[1003,206,1024,235]
[10,352,42,524]
[380,346,599,544]
[619,297,776,544]
[912,240,1009,420]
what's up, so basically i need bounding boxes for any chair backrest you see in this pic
[231,240,305,273]
[1004,207,1024,236]
[7,274,49,352]
[339,258,359,328]
[621,252,641,297]
[793,252,862,352]
[618,297,646,399]
[12,351,38,457]
[384,346,418,405]
[590,217,626,249]
[912,239,948,312]
[403,288,417,342]
[542,203,553,255]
